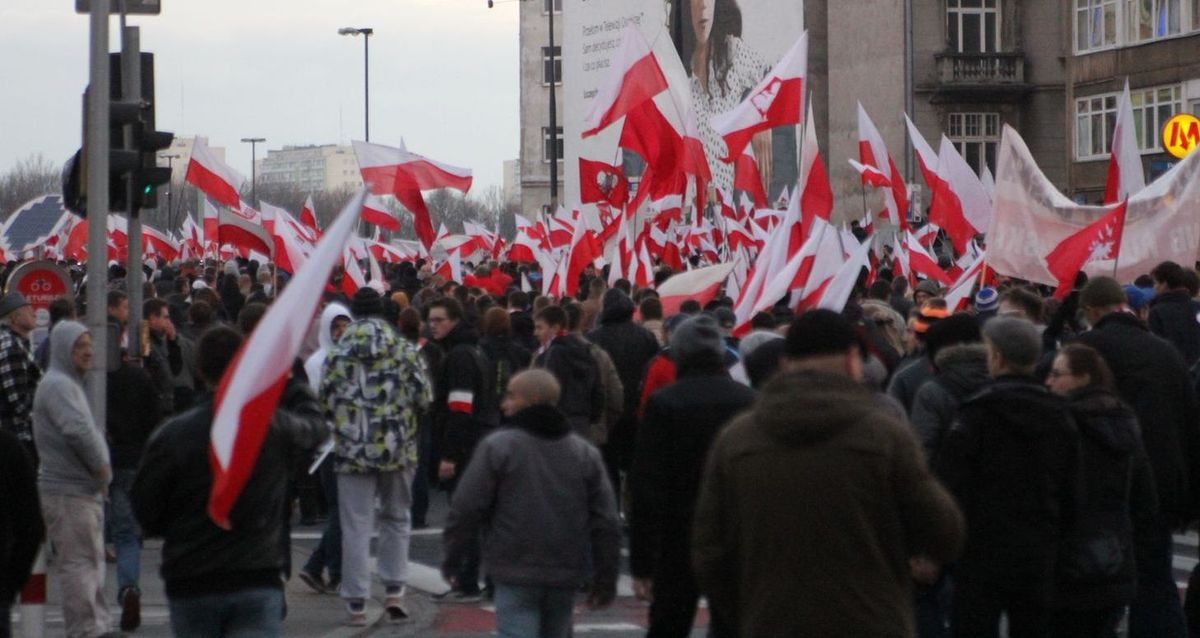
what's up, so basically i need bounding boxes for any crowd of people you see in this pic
[1,252,1199,638]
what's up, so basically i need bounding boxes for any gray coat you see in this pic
[33,321,109,499]
[443,404,620,591]
[910,344,990,463]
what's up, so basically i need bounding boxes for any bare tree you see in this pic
[0,154,61,218]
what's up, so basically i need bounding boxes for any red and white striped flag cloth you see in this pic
[142,225,180,262]
[354,140,472,248]
[185,137,245,211]
[904,231,953,285]
[656,263,735,317]
[711,31,807,161]
[362,194,401,232]
[817,237,874,314]
[857,104,909,230]
[904,113,941,197]
[582,24,669,138]
[931,135,992,253]
[208,190,367,529]
[733,144,769,208]
[1105,80,1146,204]
[299,194,321,237]
[797,102,833,242]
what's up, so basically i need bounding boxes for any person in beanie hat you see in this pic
[888,302,950,414]
[1076,276,1199,636]
[974,287,999,324]
[914,279,942,308]
[629,316,754,636]
[0,292,41,463]
[323,286,433,625]
[692,309,964,636]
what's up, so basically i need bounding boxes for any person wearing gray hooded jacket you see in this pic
[33,320,114,638]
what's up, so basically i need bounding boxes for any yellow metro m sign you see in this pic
[1162,114,1200,159]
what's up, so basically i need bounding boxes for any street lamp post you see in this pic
[240,137,265,204]
[339,27,374,141]
[159,152,181,228]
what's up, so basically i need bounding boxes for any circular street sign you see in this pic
[1162,113,1200,159]
[6,261,72,329]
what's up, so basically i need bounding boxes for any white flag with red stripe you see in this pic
[1105,79,1146,204]
[185,137,245,211]
[857,104,908,230]
[656,263,735,316]
[711,31,807,161]
[208,190,367,529]
[582,24,669,138]
[931,135,992,253]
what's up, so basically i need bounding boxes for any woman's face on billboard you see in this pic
[691,0,715,44]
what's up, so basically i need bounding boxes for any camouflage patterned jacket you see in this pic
[322,318,432,474]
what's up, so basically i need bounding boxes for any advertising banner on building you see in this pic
[562,0,806,211]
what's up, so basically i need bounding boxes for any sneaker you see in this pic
[297,569,326,594]
[384,586,408,623]
[118,587,141,632]
[345,600,368,627]
[433,588,483,604]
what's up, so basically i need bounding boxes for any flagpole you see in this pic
[1112,198,1128,280]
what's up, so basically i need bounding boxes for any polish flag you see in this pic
[734,144,769,208]
[299,195,320,238]
[797,102,833,241]
[448,390,475,414]
[1105,80,1146,204]
[354,140,472,248]
[711,31,808,161]
[904,114,941,196]
[509,216,544,264]
[218,207,274,258]
[271,210,316,275]
[817,237,874,313]
[208,190,368,528]
[564,217,602,298]
[930,136,991,253]
[915,222,940,247]
[944,250,987,311]
[857,104,909,230]
[682,109,712,215]
[905,231,953,285]
[142,225,180,262]
[1045,199,1128,298]
[789,221,846,311]
[203,199,219,248]
[847,159,891,188]
[582,25,669,137]
[656,263,736,316]
[185,137,245,211]
[362,194,401,232]
[340,245,368,297]
[579,158,630,208]
[181,214,204,254]
[435,249,464,284]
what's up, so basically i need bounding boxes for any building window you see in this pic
[1131,84,1185,151]
[947,0,1000,53]
[948,112,1000,174]
[1076,0,1119,50]
[542,126,564,163]
[1076,0,1194,52]
[1124,0,1183,42]
[543,0,561,14]
[542,46,562,85]
[1075,95,1118,159]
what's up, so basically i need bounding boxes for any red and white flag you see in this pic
[579,158,630,208]
[904,114,941,196]
[656,263,735,316]
[944,250,987,311]
[354,140,472,248]
[711,31,807,161]
[847,159,891,188]
[733,144,769,208]
[208,190,367,529]
[582,25,669,137]
[797,102,833,242]
[1045,199,1128,298]
[930,136,991,253]
[217,207,273,258]
[857,104,908,230]
[185,137,245,211]
[816,237,873,313]
[142,225,179,262]
[904,231,953,285]
[362,194,401,232]
[1105,80,1146,204]
[299,195,320,238]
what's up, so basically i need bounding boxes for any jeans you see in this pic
[646,534,732,638]
[338,469,414,601]
[493,583,575,638]
[446,479,481,594]
[109,468,141,592]
[1129,518,1186,638]
[915,573,953,638]
[302,460,341,584]
[168,587,283,638]
[41,492,110,638]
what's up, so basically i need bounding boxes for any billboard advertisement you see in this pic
[563,0,806,212]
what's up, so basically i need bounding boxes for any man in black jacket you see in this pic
[938,316,1081,637]
[1076,276,1199,638]
[428,297,496,602]
[0,427,42,638]
[535,305,603,438]
[588,289,660,503]
[132,326,325,636]
[1148,261,1200,368]
[630,315,754,637]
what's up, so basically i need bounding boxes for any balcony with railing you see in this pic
[930,52,1032,102]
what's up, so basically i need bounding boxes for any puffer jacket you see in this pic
[322,318,433,473]
[1057,386,1158,610]
[909,344,990,463]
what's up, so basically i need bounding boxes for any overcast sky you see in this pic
[0,0,519,196]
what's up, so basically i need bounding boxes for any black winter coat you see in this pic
[535,334,603,437]
[937,375,1081,605]
[629,370,754,578]
[433,322,497,468]
[0,429,42,605]
[1057,386,1158,610]
[106,361,163,470]
[587,291,660,419]
[1148,290,1200,368]
[910,344,990,464]
[1077,312,1200,528]
[131,381,325,598]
